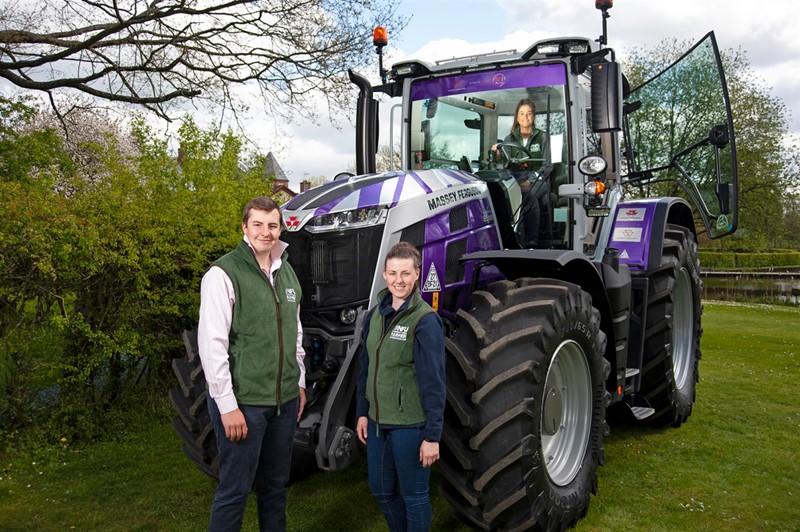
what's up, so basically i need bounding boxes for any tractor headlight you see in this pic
[306,206,388,234]
[578,155,607,176]
[339,308,358,325]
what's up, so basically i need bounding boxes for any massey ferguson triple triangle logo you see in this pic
[423,263,441,292]
[286,216,300,229]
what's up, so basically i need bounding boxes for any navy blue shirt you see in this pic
[356,290,446,442]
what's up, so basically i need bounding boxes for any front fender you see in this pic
[461,248,629,405]
[609,197,695,272]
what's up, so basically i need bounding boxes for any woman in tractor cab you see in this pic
[493,99,551,248]
[498,98,547,161]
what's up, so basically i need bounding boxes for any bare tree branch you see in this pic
[0,0,405,120]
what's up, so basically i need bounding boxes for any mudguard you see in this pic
[608,197,694,272]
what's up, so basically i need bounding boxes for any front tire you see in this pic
[638,224,703,427]
[439,278,609,531]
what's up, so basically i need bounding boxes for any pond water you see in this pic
[701,272,800,306]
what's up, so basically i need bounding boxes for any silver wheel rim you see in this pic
[541,339,592,486]
[673,267,694,390]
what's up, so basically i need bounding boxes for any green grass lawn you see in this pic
[0,301,798,531]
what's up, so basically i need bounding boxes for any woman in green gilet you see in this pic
[356,242,446,531]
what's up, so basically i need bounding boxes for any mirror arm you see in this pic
[623,171,646,185]
[713,143,731,214]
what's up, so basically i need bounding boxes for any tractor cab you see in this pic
[357,39,607,253]
[406,63,573,250]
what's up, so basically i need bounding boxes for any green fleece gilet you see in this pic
[214,240,302,407]
[505,126,546,160]
[365,289,434,425]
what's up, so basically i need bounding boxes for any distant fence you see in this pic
[700,270,800,305]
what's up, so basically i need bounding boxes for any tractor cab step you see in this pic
[622,394,655,420]
[630,406,656,420]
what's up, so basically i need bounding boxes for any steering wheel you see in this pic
[490,142,548,175]
[494,141,532,163]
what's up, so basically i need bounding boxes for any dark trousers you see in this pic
[208,397,299,532]
[366,419,432,532]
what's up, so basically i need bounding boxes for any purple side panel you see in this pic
[417,198,502,311]
[467,198,500,250]
[608,202,656,271]
[411,64,567,101]
[418,209,448,308]
[424,209,450,242]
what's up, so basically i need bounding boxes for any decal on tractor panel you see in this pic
[611,227,643,242]
[423,263,442,292]
[427,186,482,211]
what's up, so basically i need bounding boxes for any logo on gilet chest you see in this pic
[285,288,296,302]
[390,325,409,341]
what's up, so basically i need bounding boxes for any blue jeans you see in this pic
[366,419,432,532]
[208,397,298,532]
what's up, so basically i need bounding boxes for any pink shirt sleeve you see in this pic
[197,266,239,414]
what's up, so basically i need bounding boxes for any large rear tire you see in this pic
[169,330,318,482]
[439,278,609,531]
[638,224,702,428]
[169,330,218,478]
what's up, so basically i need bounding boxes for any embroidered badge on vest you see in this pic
[285,288,296,303]
[390,325,409,341]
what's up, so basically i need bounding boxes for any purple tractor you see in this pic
[171,3,738,529]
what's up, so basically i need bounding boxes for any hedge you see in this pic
[698,250,800,271]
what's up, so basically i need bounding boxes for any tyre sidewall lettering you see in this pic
[541,318,605,512]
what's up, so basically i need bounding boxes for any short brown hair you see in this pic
[242,196,284,228]
[385,241,421,270]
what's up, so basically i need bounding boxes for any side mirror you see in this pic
[421,120,431,162]
[591,61,622,132]
[425,98,438,119]
[709,124,729,148]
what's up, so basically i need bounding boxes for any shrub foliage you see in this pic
[0,98,273,447]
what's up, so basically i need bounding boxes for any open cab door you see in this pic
[623,32,738,239]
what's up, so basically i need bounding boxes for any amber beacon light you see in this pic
[373,26,388,47]
[373,26,389,83]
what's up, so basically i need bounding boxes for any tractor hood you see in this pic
[281,168,485,232]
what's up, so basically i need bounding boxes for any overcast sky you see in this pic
[265,0,799,188]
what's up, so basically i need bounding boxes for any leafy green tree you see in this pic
[0,99,276,446]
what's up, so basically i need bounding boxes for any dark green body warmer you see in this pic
[365,289,434,425]
[214,240,302,407]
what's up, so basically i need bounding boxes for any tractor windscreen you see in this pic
[407,63,572,249]
[407,64,569,178]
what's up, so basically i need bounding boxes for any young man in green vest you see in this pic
[197,196,305,532]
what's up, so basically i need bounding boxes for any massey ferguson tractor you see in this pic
[171,2,738,529]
